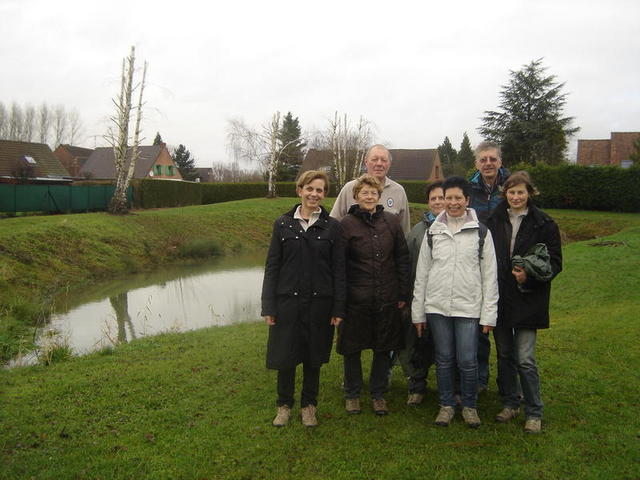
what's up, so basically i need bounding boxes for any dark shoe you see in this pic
[345,398,361,414]
[301,405,318,427]
[524,417,542,434]
[495,407,520,423]
[272,405,291,427]
[372,398,389,416]
[462,407,481,428]
[434,406,455,426]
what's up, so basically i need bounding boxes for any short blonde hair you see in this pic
[296,170,329,192]
[352,174,383,199]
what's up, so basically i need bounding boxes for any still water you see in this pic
[30,253,266,360]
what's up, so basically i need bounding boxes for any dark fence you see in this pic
[0,184,132,214]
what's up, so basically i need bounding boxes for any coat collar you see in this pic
[284,204,331,229]
[429,208,480,235]
[490,200,548,227]
[347,203,385,222]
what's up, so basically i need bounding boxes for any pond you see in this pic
[10,252,266,366]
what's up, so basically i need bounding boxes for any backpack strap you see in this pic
[477,223,487,260]
[428,224,487,261]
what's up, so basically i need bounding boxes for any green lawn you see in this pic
[1,203,639,479]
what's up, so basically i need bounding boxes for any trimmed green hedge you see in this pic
[136,179,202,209]
[131,166,640,212]
[524,164,640,212]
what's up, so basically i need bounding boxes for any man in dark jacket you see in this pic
[469,141,510,392]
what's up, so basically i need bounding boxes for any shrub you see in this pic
[176,239,223,259]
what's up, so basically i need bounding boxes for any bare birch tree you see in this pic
[37,103,50,144]
[23,104,36,142]
[227,111,287,198]
[52,104,67,147]
[67,109,83,145]
[326,111,372,190]
[105,46,148,214]
[0,102,7,139]
[9,103,23,140]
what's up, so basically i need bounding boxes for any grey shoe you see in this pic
[372,398,389,416]
[495,407,520,423]
[345,398,361,414]
[524,417,542,434]
[272,405,291,427]
[301,405,318,427]
[407,393,425,406]
[462,407,481,428]
[434,406,455,427]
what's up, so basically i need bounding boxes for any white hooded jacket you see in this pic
[411,208,499,327]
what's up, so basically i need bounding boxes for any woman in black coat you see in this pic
[486,171,562,434]
[261,170,346,428]
[338,174,410,416]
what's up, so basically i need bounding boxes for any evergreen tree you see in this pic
[479,58,579,166]
[153,132,163,145]
[437,136,457,176]
[458,132,475,172]
[172,144,197,181]
[629,135,640,165]
[276,112,306,181]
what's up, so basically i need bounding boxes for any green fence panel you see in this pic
[0,185,16,212]
[48,185,72,212]
[0,184,130,214]
[16,185,50,212]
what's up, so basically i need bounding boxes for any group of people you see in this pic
[260,142,562,434]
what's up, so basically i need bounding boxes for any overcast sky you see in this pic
[1,0,638,167]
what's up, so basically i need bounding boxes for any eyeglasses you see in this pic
[477,156,499,164]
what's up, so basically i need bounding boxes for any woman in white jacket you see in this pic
[412,176,499,428]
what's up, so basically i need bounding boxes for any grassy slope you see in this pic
[0,226,639,479]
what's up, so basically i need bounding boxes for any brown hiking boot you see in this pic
[272,405,291,427]
[495,407,520,423]
[462,407,481,428]
[524,417,542,434]
[434,406,455,427]
[372,398,389,415]
[301,405,318,427]
[345,398,361,414]
[407,393,425,406]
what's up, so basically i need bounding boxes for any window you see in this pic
[166,165,174,176]
[23,155,37,165]
[154,165,163,175]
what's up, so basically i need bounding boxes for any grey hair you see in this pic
[474,140,502,158]
[365,144,392,162]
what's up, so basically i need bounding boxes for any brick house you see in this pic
[0,140,72,184]
[53,144,94,177]
[80,144,183,180]
[300,148,443,182]
[577,132,640,167]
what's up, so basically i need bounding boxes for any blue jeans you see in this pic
[428,314,479,408]
[494,327,543,418]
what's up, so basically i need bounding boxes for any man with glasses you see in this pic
[469,141,509,224]
[469,141,510,393]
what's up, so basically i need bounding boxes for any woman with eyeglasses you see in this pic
[338,174,410,416]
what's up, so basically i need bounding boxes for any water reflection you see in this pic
[42,253,265,355]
